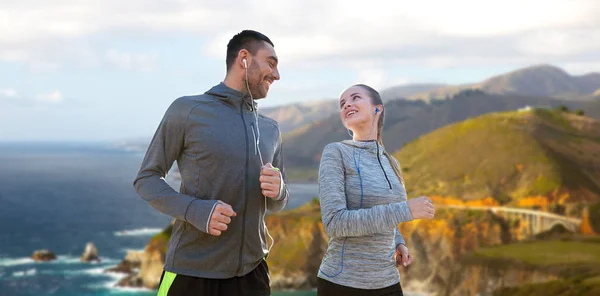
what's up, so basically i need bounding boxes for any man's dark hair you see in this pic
[226,30,274,72]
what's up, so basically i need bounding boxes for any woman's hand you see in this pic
[407,196,435,219]
[394,244,413,267]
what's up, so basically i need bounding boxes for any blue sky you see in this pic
[1,0,599,142]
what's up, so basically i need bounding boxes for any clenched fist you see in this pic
[394,244,413,267]
[208,201,236,236]
[259,163,282,199]
[407,196,435,220]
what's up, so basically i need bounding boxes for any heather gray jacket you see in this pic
[134,82,289,278]
[317,140,413,289]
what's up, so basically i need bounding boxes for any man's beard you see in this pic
[246,63,267,100]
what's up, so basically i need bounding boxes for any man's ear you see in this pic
[239,49,250,68]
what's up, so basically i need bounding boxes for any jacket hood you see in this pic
[205,82,258,111]
[340,139,386,156]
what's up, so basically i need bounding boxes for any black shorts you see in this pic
[157,260,270,296]
[317,278,404,296]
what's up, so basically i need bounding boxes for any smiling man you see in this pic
[134,30,289,296]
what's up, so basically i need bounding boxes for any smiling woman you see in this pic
[316,84,435,296]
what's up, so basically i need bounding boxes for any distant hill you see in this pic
[409,65,600,100]
[394,108,600,203]
[282,91,599,170]
[261,65,600,135]
[379,83,446,100]
[582,99,600,118]
[259,99,338,134]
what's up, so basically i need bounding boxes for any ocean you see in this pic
[0,143,318,296]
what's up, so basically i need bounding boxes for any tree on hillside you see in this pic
[575,109,585,116]
[555,105,569,112]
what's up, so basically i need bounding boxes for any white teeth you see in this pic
[347,111,357,117]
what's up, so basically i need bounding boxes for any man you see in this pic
[134,30,289,296]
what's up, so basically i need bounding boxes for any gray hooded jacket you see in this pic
[134,82,289,278]
[317,140,413,289]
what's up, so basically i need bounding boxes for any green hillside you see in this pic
[394,108,600,203]
[465,236,600,296]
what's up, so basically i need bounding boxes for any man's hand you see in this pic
[208,201,236,236]
[394,244,413,267]
[259,163,282,199]
[407,196,435,220]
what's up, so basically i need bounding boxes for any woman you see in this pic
[317,84,435,296]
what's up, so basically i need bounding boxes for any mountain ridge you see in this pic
[408,64,600,100]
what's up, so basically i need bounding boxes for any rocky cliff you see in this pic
[111,199,600,295]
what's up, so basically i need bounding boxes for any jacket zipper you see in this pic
[376,143,392,189]
[235,102,250,275]
[250,121,268,253]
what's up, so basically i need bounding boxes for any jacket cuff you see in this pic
[185,199,219,233]
[395,236,406,247]
[275,174,286,201]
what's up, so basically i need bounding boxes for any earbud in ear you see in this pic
[243,59,247,68]
[375,108,379,114]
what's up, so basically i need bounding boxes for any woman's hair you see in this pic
[353,84,405,186]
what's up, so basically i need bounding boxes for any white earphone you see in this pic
[243,58,247,68]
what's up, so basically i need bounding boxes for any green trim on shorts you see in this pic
[157,271,177,296]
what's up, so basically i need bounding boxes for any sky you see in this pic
[1,0,600,142]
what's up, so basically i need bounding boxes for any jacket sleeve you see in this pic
[319,143,414,238]
[395,228,406,247]
[133,99,218,233]
[267,129,288,212]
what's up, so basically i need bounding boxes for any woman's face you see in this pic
[339,86,377,131]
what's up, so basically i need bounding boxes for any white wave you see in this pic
[0,257,34,267]
[86,270,130,290]
[0,255,84,267]
[82,267,108,276]
[51,255,119,265]
[83,267,125,279]
[52,255,81,264]
[75,256,120,266]
[99,257,121,265]
[114,228,162,237]
[12,268,37,277]
[0,255,120,267]
[120,248,144,254]
[90,276,155,294]
[110,286,155,294]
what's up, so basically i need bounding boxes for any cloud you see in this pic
[0,88,64,106]
[0,88,20,107]
[35,91,64,104]
[1,0,599,73]
[0,88,18,98]
[105,50,158,72]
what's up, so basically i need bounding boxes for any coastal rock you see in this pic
[111,222,173,289]
[105,250,143,274]
[116,274,144,287]
[139,244,166,289]
[124,249,145,264]
[31,249,56,262]
[81,242,101,263]
[264,199,326,290]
